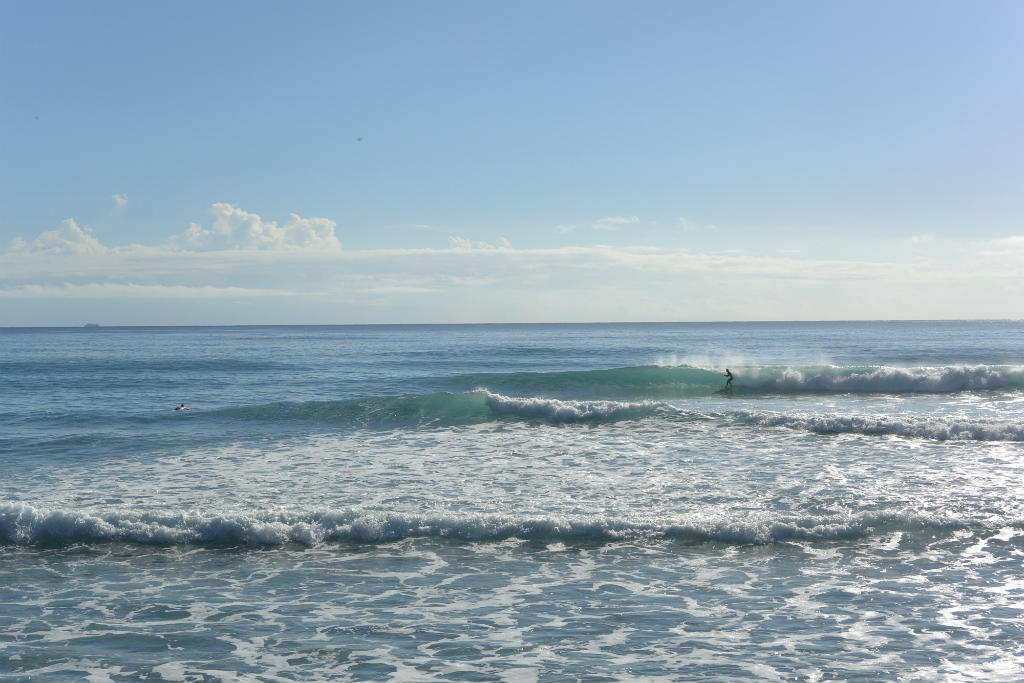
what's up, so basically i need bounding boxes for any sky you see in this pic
[1,0,1022,325]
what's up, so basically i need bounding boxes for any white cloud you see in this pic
[167,203,341,251]
[557,216,641,233]
[976,236,1024,258]
[5,202,1024,323]
[990,235,1024,248]
[593,216,640,231]
[0,283,299,299]
[112,194,128,209]
[447,235,510,250]
[907,233,934,244]
[677,217,718,233]
[355,285,439,295]
[14,219,108,255]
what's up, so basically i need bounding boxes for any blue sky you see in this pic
[1,1,1022,324]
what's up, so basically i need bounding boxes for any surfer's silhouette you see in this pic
[174,403,189,411]
[723,369,734,390]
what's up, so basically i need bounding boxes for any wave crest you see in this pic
[453,364,1024,399]
[481,391,663,422]
[207,391,667,427]
[741,365,1024,393]
[738,410,1024,441]
[1,502,1009,547]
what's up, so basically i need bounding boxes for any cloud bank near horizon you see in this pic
[9,203,343,255]
[168,203,342,252]
[2,203,1023,325]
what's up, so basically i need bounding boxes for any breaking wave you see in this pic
[204,391,670,427]
[483,392,663,422]
[452,364,1024,398]
[737,410,1024,441]
[1,502,1010,548]
[164,364,1024,430]
[737,364,1024,394]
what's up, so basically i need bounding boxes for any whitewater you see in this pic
[2,321,1024,681]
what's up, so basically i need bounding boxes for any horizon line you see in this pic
[2,318,1021,330]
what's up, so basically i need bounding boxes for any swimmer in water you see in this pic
[174,403,189,411]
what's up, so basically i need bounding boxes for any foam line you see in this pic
[205,391,668,427]
[2,502,1011,547]
[737,410,1024,441]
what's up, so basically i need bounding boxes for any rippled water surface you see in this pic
[3,322,1024,681]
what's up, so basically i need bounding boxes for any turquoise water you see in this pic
[3,322,1024,681]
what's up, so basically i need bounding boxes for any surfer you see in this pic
[723,369,733,390]
[174,403,189,411]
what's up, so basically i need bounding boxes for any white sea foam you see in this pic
[743,364,1024,393]
[738,410,1024,441]
[0,501,1005,547]
[7,323,1024,681]
[481,391,664,422]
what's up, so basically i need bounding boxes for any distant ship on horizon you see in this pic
[83,323,100,328]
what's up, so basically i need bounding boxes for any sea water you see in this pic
[2,321,1023,682]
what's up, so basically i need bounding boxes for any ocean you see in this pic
[2,321,1023,682]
